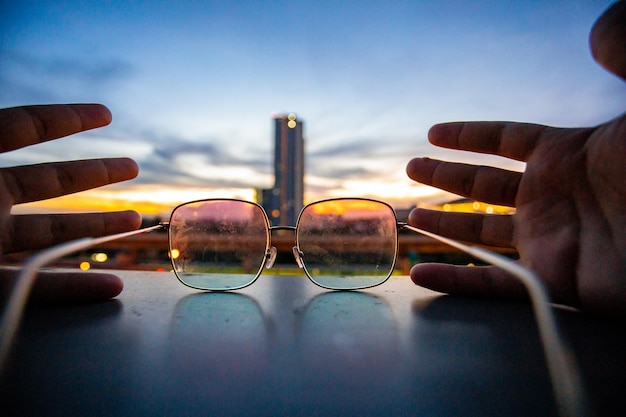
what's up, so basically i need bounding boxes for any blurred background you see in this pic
[1,0,624,271]
[2,0,624,215]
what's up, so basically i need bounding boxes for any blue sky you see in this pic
[1,0,624,213]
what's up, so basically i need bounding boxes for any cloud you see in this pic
[0,72,58,105]
[110,128,273,190]
[308,165,371,181]
[0,49,133,104]
[8,50,131,82]
[308,139,379,158]
[132,127,413,193]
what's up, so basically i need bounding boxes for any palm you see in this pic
[514,114,626,313]
[405,115,626,315]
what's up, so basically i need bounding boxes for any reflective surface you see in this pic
[2,272,625,417]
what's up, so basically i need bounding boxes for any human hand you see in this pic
[406,2,626,315]
[0,104,141,304]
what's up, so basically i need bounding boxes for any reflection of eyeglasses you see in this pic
[0,197,589,416]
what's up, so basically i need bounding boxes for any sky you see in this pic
[1,0,624,216]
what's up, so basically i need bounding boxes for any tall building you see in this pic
[261,113,304,226]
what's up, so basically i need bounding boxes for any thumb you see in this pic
[589,1,626,80]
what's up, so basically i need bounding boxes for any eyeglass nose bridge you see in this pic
[265,225,301,270]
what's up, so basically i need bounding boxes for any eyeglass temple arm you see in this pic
[399,222,590,417]
[0,223,166,372]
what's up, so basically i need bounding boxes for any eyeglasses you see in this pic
[0,197,588,416]
[168,198,404,291]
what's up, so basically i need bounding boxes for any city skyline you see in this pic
[2,1,624,216]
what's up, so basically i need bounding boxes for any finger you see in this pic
[1,158,139,204]
[0,268,123,305]
[0,104,112,153]
[3,211,142,253]
[408,208,514,248]
[427,121,551,162]
[406,157,521,206]
[590,0,626,80]
[410,263,527,300]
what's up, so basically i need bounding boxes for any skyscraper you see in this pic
[261,113,304,226]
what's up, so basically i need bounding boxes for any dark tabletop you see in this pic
[1,271,625,417]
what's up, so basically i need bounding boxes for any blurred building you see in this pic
[260,113,305,226]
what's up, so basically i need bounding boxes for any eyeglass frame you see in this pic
[166,197,410,292]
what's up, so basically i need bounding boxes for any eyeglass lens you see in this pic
[296,199,398,289]
[169,200,270,290]
[168,198,398,291]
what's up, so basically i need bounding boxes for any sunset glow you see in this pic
[13,185,257,217]
[307,198,389,216]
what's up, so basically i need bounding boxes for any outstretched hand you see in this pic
[406,1,626,315]
[0,104,141,304]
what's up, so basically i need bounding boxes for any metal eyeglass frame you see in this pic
[0,197,590,417]
[168,197,410,291]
